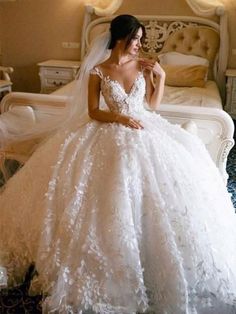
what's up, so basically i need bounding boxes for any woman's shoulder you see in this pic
[95,61,111,71]
[90,61,112,79]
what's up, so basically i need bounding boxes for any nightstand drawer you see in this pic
[46,78,70,87]
[43,68,74,79]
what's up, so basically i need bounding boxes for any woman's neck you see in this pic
[109,48,134,66]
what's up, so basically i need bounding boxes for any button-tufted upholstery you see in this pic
[159,27,220,79]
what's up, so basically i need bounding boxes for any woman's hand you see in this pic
[138,57,166,110]
[116,114,144,129]
[139,58,165,78]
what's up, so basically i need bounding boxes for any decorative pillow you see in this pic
[158,51,209,67]
[162,64,208,87]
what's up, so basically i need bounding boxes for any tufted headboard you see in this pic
[159,27,219,80]
[80,7,226,97]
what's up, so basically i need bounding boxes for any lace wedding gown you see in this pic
[0,68,236,314]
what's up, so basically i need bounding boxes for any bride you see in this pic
[0,14,236,314]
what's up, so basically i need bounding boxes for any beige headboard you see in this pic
[80,7,224,96]
[160,26,220,79]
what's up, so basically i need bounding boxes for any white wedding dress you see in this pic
[0,67,236,314]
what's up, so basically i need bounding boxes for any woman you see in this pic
[0,14,236,314]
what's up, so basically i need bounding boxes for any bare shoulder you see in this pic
[95,60,113,71]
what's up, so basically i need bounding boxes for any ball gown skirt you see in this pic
[0,70,236,313]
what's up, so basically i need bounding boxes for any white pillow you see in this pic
[158,51,209,67]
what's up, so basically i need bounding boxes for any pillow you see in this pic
[158,51,209,67]
[162,64,208,87]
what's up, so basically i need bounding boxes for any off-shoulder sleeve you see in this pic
[90,67,103,79]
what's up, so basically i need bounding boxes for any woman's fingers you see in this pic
[139,58,165,76]
[139,57,155,65]
[139,59,155,69]
[128,118,143,129]
[118,115,143,129]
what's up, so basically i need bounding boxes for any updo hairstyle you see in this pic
[108,14,145,50]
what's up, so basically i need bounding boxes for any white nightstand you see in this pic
[225,69,236,118]
[38,59,81,93]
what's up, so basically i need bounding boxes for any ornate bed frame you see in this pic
[0,4,234,184]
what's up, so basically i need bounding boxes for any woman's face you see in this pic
[127,27,143,56]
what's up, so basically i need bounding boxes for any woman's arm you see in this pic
[139,59,166,110]
[88,74,143,129]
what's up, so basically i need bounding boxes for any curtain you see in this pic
[185,0,235,16]
[90,0,123,16]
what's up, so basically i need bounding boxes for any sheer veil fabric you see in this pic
[0,31,111,157]
[67,31,111,127]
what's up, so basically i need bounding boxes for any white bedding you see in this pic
[54,80,222,109]
[162,80,222,109]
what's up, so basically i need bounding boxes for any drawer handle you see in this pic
[53,81,64,86]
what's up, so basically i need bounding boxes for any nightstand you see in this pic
[38,59,81,93]
[225,69,236,118]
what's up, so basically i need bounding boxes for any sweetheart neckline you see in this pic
[103,72,143,96]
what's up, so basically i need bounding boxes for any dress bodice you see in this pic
[91,67,147,115]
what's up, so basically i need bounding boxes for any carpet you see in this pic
[0,264,42,313]
[227,143,236,210]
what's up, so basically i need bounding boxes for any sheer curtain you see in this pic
[90,0,123,16]
[186,0,236,14]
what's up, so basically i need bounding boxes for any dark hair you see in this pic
[108,14,145,50]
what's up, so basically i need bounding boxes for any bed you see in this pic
[0,3,234,184]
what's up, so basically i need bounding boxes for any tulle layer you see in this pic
[0,112,236,313]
